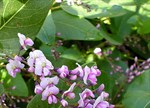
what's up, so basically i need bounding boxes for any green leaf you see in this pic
[109,11,133,44]
[52,10,103,41]
[0,84,4,95]
[27,95,59,108]
[27,95,49,108]
[137,17,150,34]
[0,0,53,54]
[61,0,127,19]
[60,48,85,63]
[122,69,150,108]
[0,69,28,97]
[37,10,56,44]
[99,29,122,45]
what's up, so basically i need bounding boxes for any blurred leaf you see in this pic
[0,69,28,97]
[140,1,150,17]
[0,84,4,95]
[109,11,133,44]
[37,11,56,44]
[137,17,150,34]
[127,15,142,25]
[122,69,150,108]
[52,10,103,41]
[27,95,59,108]
[99,29,122,45]
[0,0,53,53]
[61,0,127,19]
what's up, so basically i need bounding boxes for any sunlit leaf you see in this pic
[0,69,28,97]
[0,0,53,53]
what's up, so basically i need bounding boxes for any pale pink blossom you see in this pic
[61,99,68,107]
[18,33,34,50]
[57,65,69,78]
[93,92,109,108]
[35,58,53,76]
[78,88,95,107]
[40,76,59,89]
[41,85,59,101]
[6,55,24,77]
[62,82,76,99]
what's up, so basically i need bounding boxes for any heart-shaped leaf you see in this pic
[0,0,53,54]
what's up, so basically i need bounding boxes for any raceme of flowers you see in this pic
[5,33,114,107]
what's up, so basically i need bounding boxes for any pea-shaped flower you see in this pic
[18,33,34,50]
[6,55,24,78]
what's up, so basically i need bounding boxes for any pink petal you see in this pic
[35,61,42,76]
[18,33,25,46]
[25,38,34,46]
[52,95,57,104]
[43,67,50,76]
[48,96,52,104]
[83,66,91,85]
[61,99,68,107]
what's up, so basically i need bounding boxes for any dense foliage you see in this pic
[0,0,150,108]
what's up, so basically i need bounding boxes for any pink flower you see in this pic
[61,99,68,107]
[27,50,46,69]
[57,65,69,78]
[83,66,101,85]
[78,88,95,107]
[6,55,24,77]
[97,84,105,95]
[41,85,59,102]
[18,33,34,50]
[48,95,58,104]
[34,84,43,94]
[93,92,109,108]
[40,76,59,89]
[27,50,54,76]
[35,58,53,76]
[62,82,76,99]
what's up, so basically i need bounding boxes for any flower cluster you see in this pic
[78,84,114,108]
[6,55,24,78]
[56,64,101,85]
[27,50,54,76]
[34,76,59,104]
[5,33,114,107]
[126,57,150,83]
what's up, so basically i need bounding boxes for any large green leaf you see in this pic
[0,0,53,54]
[37,11,56,44]
[61,0,127,19]
[122,69,150,108]
[52,10,103,41]
[0,69,28,97]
